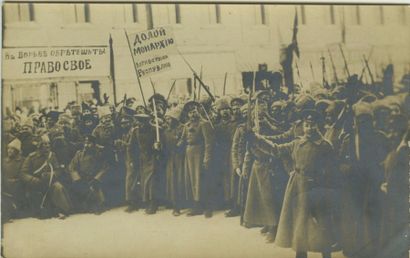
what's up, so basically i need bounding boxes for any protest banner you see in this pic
[126,27,177,78]
[2,46,110,80]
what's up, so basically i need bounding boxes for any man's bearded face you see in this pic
[100,115,112,126]
[219,108,232,120]
[188,108,200,120]
[120,117,132,129]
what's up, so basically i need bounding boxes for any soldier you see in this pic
[127,94,167,214]
[350,102,390,257]
[69,135,109,214]
[2,138,25,221]
[46,110,60,129]
[163,106,185,216]
[124,112,150,212]
[230,97,246,123]
[20,134,72,219]
[257,110,340,258]
[178,101,214,217]
[79,103,99,137]
[16,119,37,157]
[113,106,135,209]
[228,103,249,218]
[92,105,118,206]
[48,113,80,170]
[213,97,237,210]
[93,105,116,150]
[242,91,288,243]
[379,126,409,258]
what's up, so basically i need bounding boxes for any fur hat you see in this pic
[8,138,21,152]
[97,105,111,118]
[214,98,231,110]
[165,107,183,121]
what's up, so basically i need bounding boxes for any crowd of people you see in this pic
[2,66,409,258]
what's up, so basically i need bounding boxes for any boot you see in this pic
[187,202,203,216]
[125,201,139,213]
[265,226,277,243]
[260,225,270,235]
[204,209,213,218]
[172,209,181,216]
[321,252,331,258]
[224,207,240,217]
[296,251,307,258]
[145,201,157,215]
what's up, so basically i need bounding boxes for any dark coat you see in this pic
[69,147,109,207]
[272,136,341,252]
[127,124,165,203]
[231,123,247,204]
[214,119,237,202]
[21,151,72,213]
[2,155,25,209]
[242,126,288,227]
[379,145,409,257]
[164,125,185,205]
[178,119,213,202]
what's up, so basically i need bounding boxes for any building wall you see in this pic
[3,3,410,109]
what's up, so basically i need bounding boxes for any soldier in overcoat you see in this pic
[69,135,109,214]
[163,106,185,216]
[2,138,25,221]
[228,103,248,217]
[213,98,236,210]
[178,101,214,217]
[20,134,72,219]
[242,91,288,243]
[256,109,340,258]
[127,94,167,214]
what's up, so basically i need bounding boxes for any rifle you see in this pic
[200,104,214,129]
[320,55,329,88]
[328,48,339,84]
[292,8,300,58]
[40,163,54,209]
[338,44,350,78]
[310,61,316,81]
[295,60,303,89]
[166,80,177,103]
[198,65,203,100]
[178,49,215,102]
[149,79,161,144]
[362,54,375,85]
[223,72,228,96]
[193,74,197,101]
[359,46,374,82]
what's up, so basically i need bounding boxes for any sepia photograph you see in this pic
[1,1,409,258]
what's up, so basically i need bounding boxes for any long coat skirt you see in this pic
[243,160,280,227]
[164,127,185,205]
[178,120,213,203]
[127,125,165,203]
[242,143,287,227]
[274,137,341,253]
[184,145,204,202]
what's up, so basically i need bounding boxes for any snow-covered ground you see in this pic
[3,207,345,258]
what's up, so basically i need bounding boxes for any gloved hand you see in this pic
[114,139,126,150]
[88,178,101,191]
[40,172,52,186]
[380,182,388,194]
[153,142,162,151]
[235,168,242,177]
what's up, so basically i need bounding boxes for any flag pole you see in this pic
[109,34,117,106]
[124,29,147,108]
